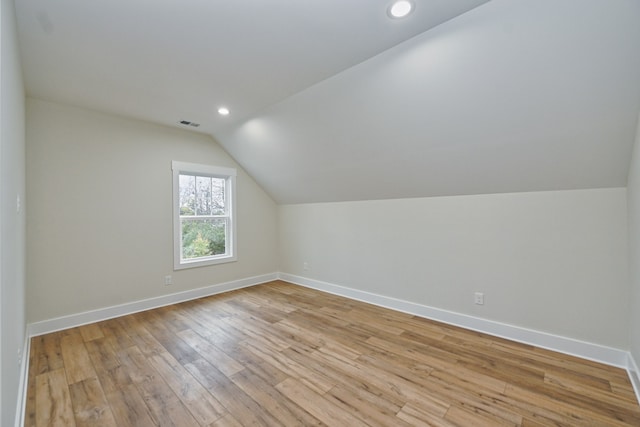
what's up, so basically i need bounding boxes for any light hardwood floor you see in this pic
[25,280,640,426]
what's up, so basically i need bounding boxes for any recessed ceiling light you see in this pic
[218,107,230,116]
[388,0,414,18]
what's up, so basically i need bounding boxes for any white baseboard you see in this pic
[278,273,630,369]
[280,272,640,406]
[28,272,278,337]
[21,271,640,412]
[629,352,640,405]
[15,333,31,427]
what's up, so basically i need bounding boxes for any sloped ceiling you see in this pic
[16,0,489,133]
[17,0,640,204]
[217,0,640,203]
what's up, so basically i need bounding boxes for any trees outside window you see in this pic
[172,161,236,269]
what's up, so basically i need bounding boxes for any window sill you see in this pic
[174,254,237,270]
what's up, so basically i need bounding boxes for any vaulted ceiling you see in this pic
[16,0,640,204]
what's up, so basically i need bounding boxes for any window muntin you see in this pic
[172,161,236,269]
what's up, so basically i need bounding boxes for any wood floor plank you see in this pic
[504,382,640,426]
[301,344,408,408]
[84,338,120,371]
[25,280,640,427]
[223,297,287,324]
[520,418,550,427]
[184,357,283,427]
[231,366,326,426]
[34,333,64,375]
[397,401,458,427]
[83,331,132,397]
[233,347,291,387]
[237,289,299,314]
[137,310,200,365]
[35,369,76,427]
[240,339,335,394]
[325,382,412,427]
[426,369,522,424]
[104,384,156,427]
[219,313,291,352]
[444,404,520,427]
[113,315,165,357]
[356,353,450,416]
[147,351,226,425]
[275,377,369,427]
[432,362,507,394]
[153,305,193,334]
[59,331,97,385]
[117,346,200,427]
[78,323,105,342]
[177,329,245,377]
[208,413,243,427]
[68,377,117,427]
[98,319,136,351]
[543,371,640,413]
[611,380,640,403]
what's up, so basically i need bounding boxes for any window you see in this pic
[172,161,236,269]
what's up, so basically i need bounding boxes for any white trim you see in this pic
[279,273,640,405]
[172,161,237,270]
[15,334,30,427]
[171,161,237,178]
[28,273,277,337]
[20,272,640,409]
[629,352,640,405]
[278,273,630,368]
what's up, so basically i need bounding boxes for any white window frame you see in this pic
[172,161,237,270]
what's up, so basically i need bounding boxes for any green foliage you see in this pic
[182,220,226,259]
[180,206,194,215]
[191,233,211,257]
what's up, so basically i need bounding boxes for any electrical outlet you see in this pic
[17,348,22,366]
[164,275,172,286]
[474,292,484,305]
[303,262,310,271]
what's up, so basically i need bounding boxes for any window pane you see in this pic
[195,176,212,215]
[173,161,236,269]
[211,177,226,215]
[181,217,226,260]
[179,175,196,216]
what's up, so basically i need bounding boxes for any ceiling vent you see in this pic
[179,120,200,127]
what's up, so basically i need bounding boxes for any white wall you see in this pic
[26,98,278,322]
[628,115,640,367]
[218,0,640,205]
[1,0,26,424]
[279,188,629,349]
